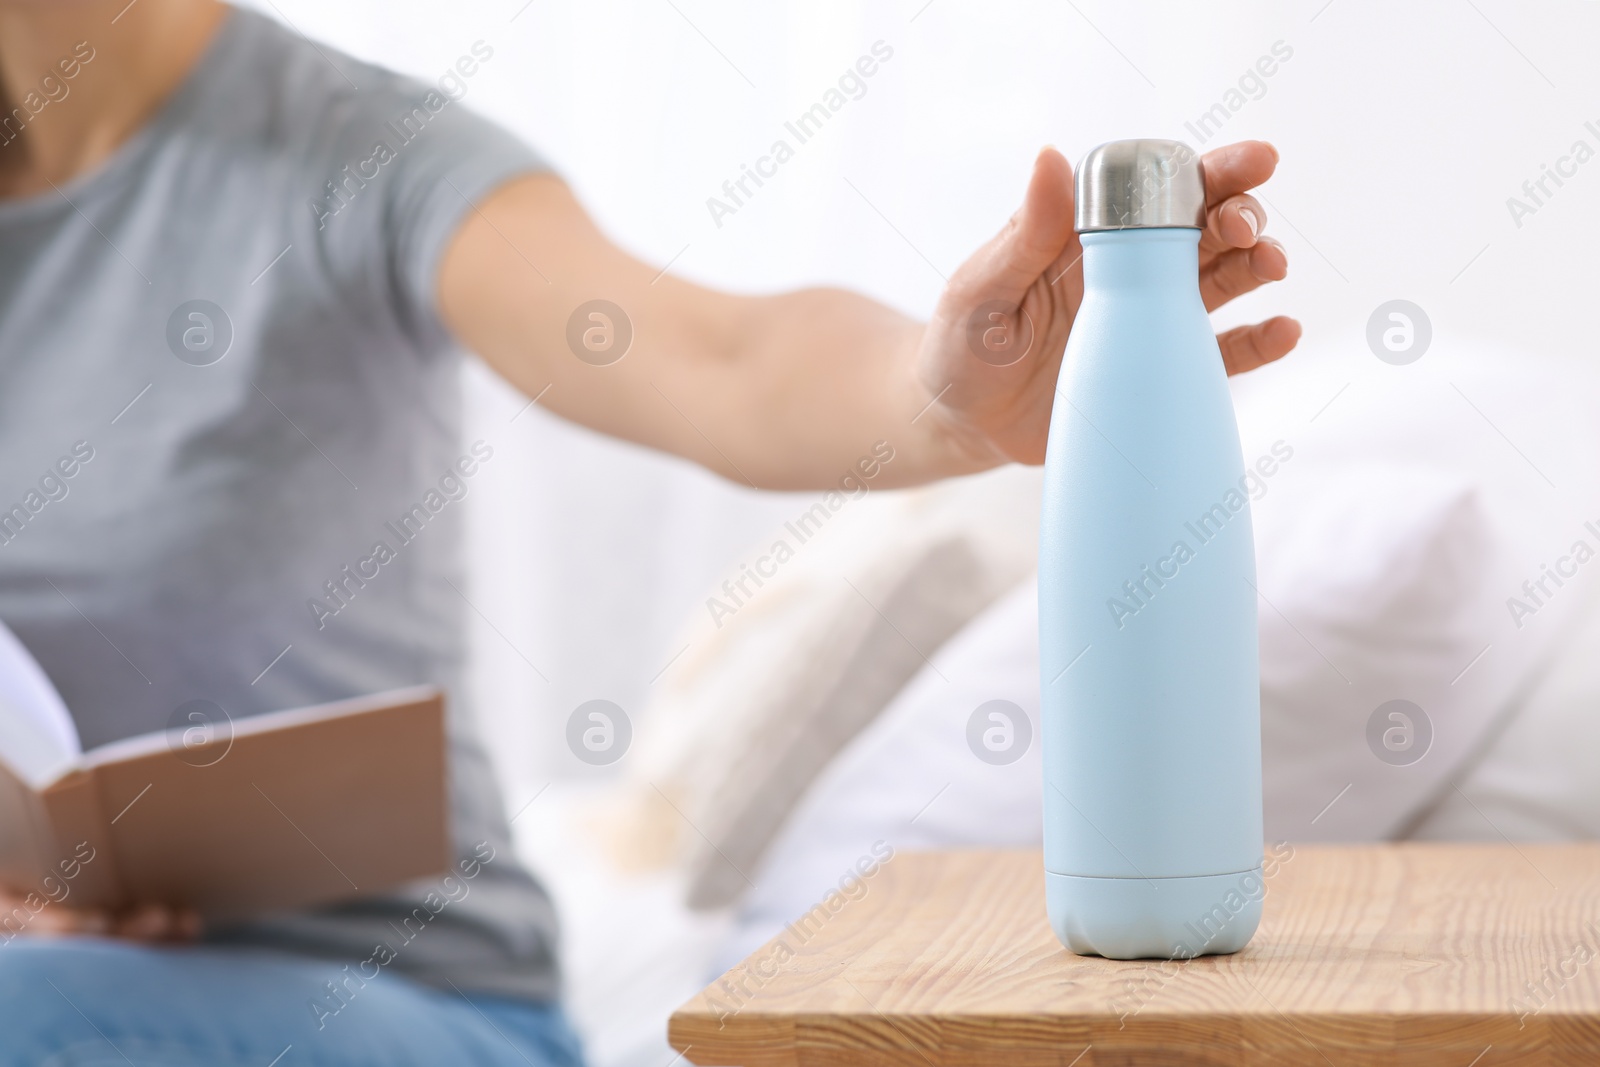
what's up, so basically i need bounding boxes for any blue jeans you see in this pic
[0,939,584,1067]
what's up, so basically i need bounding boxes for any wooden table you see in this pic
[669,845,1600,1066]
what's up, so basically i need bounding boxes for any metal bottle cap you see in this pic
[1075,139,1206,232]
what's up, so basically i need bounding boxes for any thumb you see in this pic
[947,145,1075,306]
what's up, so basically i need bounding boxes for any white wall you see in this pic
[244,0,1600,803]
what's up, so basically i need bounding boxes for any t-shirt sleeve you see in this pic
[382,97,550,349]
[308,76,552,353]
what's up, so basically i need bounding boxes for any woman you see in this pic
[0,0,1297,1062]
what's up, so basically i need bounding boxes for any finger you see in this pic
[1200,236,1288,310]
[114,903,180,942]
[1200,141,1278,207]
[173,907,203,942]
[1200,193,1266,255]
[945,145,1075,307]
[1218,316,1301,376]
[27,905,111,938]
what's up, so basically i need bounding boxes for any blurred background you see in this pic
[237,2,1600,1063]
[235,0,1598,793]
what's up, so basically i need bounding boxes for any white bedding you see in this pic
[512,782,732,1067]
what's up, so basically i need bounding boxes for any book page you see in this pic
[80,684,440,769]
[0,618,80,788]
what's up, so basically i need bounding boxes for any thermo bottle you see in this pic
[1038,139,1264,959]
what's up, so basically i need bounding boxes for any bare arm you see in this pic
[438,142,1298,491]
[438,175,965,489]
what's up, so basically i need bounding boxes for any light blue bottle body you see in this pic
[1039,228,1264,959]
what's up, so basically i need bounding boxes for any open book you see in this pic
[0,620,450,922]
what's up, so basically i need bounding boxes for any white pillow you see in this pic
[610,466,1041,907]
[1254,462,1510,839]
[1237,337,1600,838]
[1406,575,1600,841]
[717,579,1042,970]
[675,530,1020,908]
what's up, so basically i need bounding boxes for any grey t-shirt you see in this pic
[0,8,558,1000]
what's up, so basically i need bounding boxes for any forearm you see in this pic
[709,287,997,490]
[441,175,1001,491]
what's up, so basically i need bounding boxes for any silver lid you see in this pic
[1075,139,1206,232]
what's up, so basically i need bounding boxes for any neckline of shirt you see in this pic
[0,5,244,229]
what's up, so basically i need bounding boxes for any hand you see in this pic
[915,140,1300,466]
[0,886,201,943]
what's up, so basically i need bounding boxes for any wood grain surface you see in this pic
[669,845,1600,1066]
